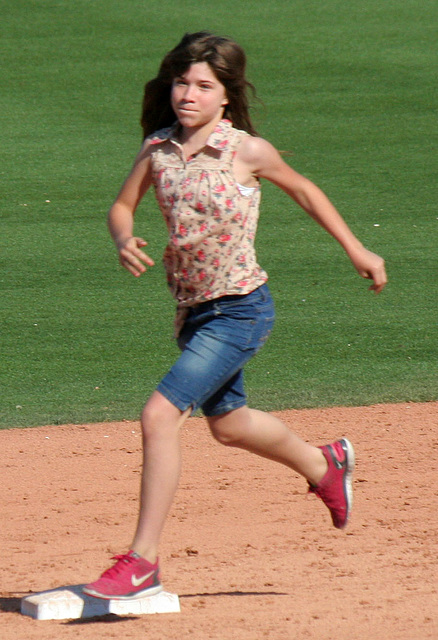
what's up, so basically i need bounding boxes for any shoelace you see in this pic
[101,554,136,579]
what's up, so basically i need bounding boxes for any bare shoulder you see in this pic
[115,138,155,203]
[237,135,284,175]
[238,135,278,160]
[137,137,155,159]
[128,138,155,174]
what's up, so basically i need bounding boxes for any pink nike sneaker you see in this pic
[83,551,162,600]
[308,438,355,529]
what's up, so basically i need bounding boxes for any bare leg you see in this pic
[131,391,191,563]
[133,402,327,563]
[207,406,328,485]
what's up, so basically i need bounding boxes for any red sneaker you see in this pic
[83,551,162,600]
[308,438,355,529]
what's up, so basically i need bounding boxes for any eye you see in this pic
[174,78,187,86]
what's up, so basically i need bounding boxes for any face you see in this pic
[171,62,228,130]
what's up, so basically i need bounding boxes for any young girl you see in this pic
[83,32,387,600]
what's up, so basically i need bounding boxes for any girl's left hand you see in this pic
[347,246,387,293]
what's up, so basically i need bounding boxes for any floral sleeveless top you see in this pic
[148,119,268,312]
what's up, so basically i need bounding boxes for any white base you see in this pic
[21,585,180,620]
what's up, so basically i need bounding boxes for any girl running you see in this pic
[83,32,387,600]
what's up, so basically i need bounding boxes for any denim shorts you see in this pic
[156,284,275,416]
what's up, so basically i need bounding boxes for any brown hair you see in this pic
[140,32,258,138]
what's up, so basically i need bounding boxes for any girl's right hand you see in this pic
[117,236,155,277]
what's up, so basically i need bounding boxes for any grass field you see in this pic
[1,0,437,428]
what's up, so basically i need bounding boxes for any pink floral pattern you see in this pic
[148,120,268,306]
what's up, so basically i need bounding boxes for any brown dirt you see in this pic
[1,402,437,639]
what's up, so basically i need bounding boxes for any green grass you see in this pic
[1,0,437,427]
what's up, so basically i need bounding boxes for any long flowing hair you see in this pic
[141,32,259,139]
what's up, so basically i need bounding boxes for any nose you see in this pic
[181,84,195,102]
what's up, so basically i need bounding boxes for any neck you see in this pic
[178,115,224,149]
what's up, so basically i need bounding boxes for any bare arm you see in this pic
[107,146,155,277]
[238,137,387,293]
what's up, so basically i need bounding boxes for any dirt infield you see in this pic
[1,402,437,639]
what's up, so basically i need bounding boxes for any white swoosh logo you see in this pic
[131,570,154,587]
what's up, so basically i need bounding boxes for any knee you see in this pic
[141,392,185,440]
[141,403,162,439]
[208,416,241,447]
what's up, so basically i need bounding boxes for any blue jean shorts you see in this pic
[156,284,275,416]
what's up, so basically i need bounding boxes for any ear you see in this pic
[221,97,229,107]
